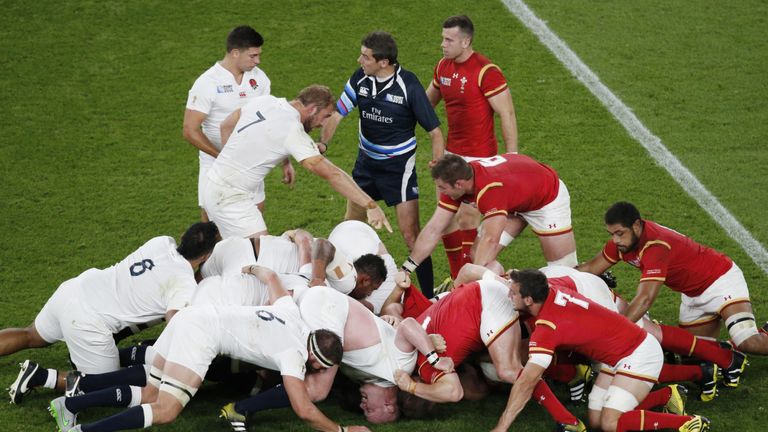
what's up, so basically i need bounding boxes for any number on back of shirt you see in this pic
[237,111,266,133]
[256,309,286,325]
[477,155,506,168]
[553,290,589,310]
[129,259,155,277]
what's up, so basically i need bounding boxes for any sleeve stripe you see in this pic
[483,83,508,97]
[438,201,460,212]
[639,277,666,282]
[476,182,504,204]
[482,210,508,220]
[477,63,502,87]
[638,240,671,260]
[528,347,555,355]
[602,250,619,263]
[534,319,556,330]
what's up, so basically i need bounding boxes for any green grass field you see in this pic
[1,1,766,430]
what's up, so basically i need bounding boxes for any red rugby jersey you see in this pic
[432,52,509,157]
[438,154,560,219]
[602,220,733,297]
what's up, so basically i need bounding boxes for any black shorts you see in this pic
[352,152,419,207]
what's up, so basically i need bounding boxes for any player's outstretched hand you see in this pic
[366,205,393,233]
[428,334,447,353]
[394,369,414,392]
[433,356,454,373]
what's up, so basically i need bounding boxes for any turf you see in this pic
[0,0,766,431]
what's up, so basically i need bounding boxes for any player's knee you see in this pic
[546,250,578,268]
[600,414,619,432]
[495,366,521,384]
[726,311,759,347]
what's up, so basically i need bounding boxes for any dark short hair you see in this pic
[177,222,219,260]
[361,31,398,64]
[226,25,264,52]
[296,85,334,110]
[430,154,473,184]
[353,253,387,284]
[313,329,343,365]
[443,15,474,39]
[508,269,549,303]
[604,201,642,228]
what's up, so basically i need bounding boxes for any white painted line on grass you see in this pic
[501,0,768,275]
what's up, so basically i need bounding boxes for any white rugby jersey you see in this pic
[186,62,271,150]
[208,96,321,191]
[328,220,395,314]
[218,297,309,379]
[192,272,309,307]
[78,236,196,333]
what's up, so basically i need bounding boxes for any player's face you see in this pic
[508,281,526,311]
[435,178,465,200]
[358,46,383,76]
[606,222,640,253]
[234,46,262,72]
[303,104,335,132]
[440,27,470,60]
[359,384,396,423]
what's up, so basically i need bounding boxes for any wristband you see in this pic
[426,350,439,366]
[401,257,418,274]
[408,381,417,395]
[365,200,378,210]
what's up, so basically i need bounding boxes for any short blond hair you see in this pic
[296,85,334,110]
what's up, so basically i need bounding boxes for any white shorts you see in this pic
[203,176,266,239]
[200,237,257,278]
[34,271,120,374]
[198,153,215,207]
[520,179,573,236]
[479,280,519,346]
[679,263,750,327]
[255,235,302,274]
[604,333,662,384]
[152,306,220,380]
[341,317,417,386]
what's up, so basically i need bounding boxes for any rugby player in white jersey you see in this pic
[183,25,291,223]
[219,286,451,427]
[3,222,219,404]
[49,264,370,432]
[203,84,391,251]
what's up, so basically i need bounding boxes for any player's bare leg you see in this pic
[720,302,768,354]
[538,231,578,267]
[0,324,50,355]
